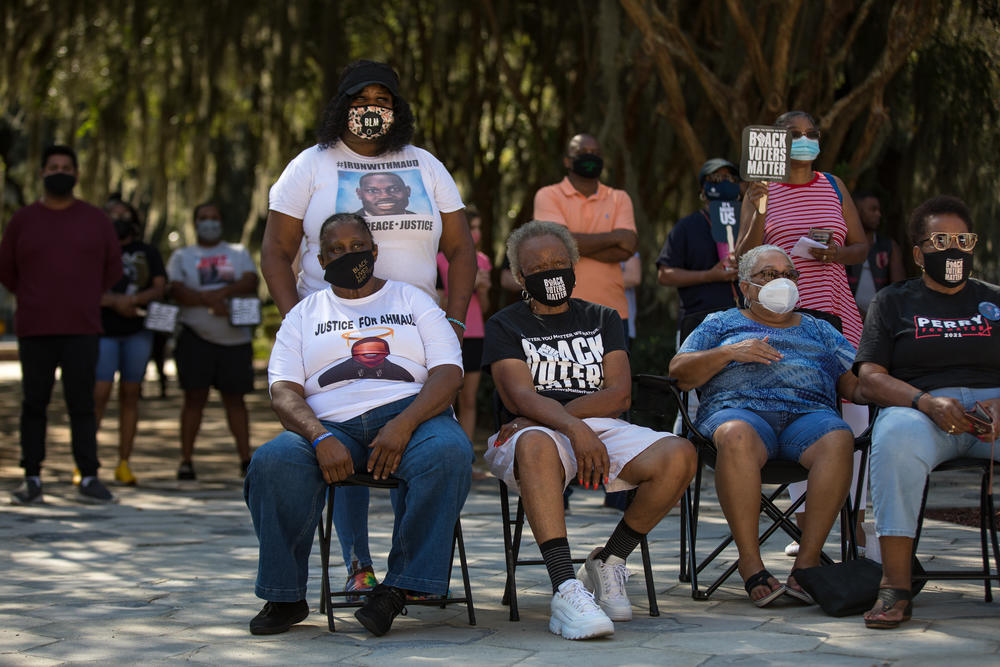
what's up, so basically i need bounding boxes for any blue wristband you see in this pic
[447,317,466,330]
[312,432,333,448]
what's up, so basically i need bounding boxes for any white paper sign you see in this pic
[144,302,179,333]
[229,297,262,327]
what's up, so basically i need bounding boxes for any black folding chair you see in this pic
[316,473,475,631]
[492,392,659,621]
[911,457,1000,601]
[632,373,868,600]
[498,480,659,621]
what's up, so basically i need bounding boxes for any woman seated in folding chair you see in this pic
[855,196,1000,629]
[669,244,865,607]
[483,220,696,640]
[244,213,472,637]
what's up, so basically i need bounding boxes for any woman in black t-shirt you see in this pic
[855,196,1000,629]
[482,221,695,639]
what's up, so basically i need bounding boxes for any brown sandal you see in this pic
[864,587,912,629]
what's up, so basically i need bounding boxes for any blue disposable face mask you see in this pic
[789,137,820,161]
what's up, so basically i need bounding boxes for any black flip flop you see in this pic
[744,569,785,607]
[785,568,815,604]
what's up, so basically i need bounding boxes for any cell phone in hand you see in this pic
[964,401,994,436]
[808,228,835,244]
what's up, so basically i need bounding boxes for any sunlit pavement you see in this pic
[1,360,998,665]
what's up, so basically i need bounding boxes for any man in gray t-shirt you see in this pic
[166,202,259,480]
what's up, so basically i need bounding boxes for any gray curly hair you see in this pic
[738,244,794,282]
[506,220,580,279]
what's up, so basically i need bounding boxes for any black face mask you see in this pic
[704,179,740,201]
[522,267,575,307]
[112,219,134,240]
[570,153,603,179]
[43,172,76,196]
[323,250,375,290]
[922,247,973,287]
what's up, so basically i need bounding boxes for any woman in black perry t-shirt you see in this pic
[855,195,1000,630]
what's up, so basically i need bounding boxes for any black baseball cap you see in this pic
[698,158,739,186]
[337,60,401,98]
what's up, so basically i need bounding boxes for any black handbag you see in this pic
[794,558,882,617]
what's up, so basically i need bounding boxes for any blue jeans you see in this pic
[244,395,473,602]
[870,386,1000,538]
[97,330,154,383]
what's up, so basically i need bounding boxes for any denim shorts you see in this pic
[96,330,154,383]
[698,407,851,461]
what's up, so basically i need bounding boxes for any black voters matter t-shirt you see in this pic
[482,298,626,404]
[854,278,1000,390]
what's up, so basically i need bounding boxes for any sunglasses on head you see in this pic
[789,129,821,140]
[752,269,800,282]
[919,232,978,252]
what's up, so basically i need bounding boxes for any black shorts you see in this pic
[174,326,254,394]
[462,336,484,373]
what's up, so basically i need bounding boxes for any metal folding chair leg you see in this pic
[499,480,659,620]
[318,481,475,631]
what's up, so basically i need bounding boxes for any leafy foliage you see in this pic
[1,0,998,341]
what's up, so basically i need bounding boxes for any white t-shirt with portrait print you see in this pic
[267,279,462,423]
[268,143,464,301]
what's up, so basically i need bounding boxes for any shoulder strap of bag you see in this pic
[821,172,843,206]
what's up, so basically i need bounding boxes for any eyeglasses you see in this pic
[752,269,800,282]
[918,232,978,252]
[789,130,821,140]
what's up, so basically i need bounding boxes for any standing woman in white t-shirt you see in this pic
[261,59,476,601]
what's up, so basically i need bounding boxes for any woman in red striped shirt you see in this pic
[736,111,871,563]
[736,110,868,347]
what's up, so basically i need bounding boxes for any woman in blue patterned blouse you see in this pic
[669,244,865,608]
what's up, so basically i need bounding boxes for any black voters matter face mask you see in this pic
[324,250,375,290]
[43,172,76,196]
[522,267,575,307]
[570,153,603,179]
[922,247,973,287]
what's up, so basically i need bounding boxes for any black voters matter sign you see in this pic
[740,125,791,182]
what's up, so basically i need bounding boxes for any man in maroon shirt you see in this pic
[0,145,122,504]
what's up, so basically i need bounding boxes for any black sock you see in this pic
[597,518,645,562]
[539,537,576,593]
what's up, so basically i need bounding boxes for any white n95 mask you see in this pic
[752,278,799,314]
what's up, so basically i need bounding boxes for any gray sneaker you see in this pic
[11,478,43,505]
[78,478,117,504]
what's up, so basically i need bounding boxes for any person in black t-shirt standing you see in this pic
[94,198,166,486]
[482,221,695,640]
[855,196,1000,630]
[845,192,906,319]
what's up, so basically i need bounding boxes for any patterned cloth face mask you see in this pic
[347,105,394,140]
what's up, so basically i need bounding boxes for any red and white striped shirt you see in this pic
[764,173,863,347]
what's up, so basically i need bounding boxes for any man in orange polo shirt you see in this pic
[533,134,637,339]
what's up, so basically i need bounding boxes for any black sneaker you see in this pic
[355,584,406,636]
[177,461,197,480]
[249,600,309,635]
[78,478,117,504]
[11,478,43,505]
[240,459,251,478]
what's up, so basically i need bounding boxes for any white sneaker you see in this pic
[784,541,799,557]
[576,548,632,621]
[549,579,614,640]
